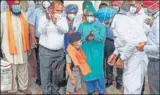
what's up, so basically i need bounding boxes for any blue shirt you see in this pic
[28,7,45,38]
[144,15,159,59]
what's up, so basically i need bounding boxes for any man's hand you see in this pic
[46,11,51,20]
[145,17,153,26]
[136,42,146,51]
[29,25,37,48]
[31,36,37,48]
[67,27,76,35]
[88,35,94,40]
[108,53,117,66]
[115,58,124,68]
[86,32,94,41]
[51,15,57,24]
[71,79,76,85]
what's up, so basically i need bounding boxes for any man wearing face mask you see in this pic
[127,1,153,94]
[1,0,31,94]
[98,1,124,89]
[75,1,93,24]
[78,5,107,95]
[64,4,80,51]
[110,1,123,12]
[28,0,46,86]
[106,1,148,94]
[127,0,152,36]
[38,1,68,94]
[137,1,159,94]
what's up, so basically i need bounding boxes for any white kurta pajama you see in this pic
[1,12,29,92]
[111,14,148,94]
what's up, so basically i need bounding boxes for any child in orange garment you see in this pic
[66,32,91,94]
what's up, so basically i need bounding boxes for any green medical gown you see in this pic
[78,21,107,81]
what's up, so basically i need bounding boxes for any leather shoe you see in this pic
[116,82,122,89]
[105,82,112,88]
[35,79,41,86]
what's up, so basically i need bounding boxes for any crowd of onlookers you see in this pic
[0,0,159,94]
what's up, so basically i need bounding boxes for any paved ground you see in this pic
[27,65,150,94]
[1,64,150,94]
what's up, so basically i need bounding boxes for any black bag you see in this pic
[53,55,67,87]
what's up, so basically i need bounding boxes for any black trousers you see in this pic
[141,78,145,95]
[104,38,123,84]
[35,37,41,83]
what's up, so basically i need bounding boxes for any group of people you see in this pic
[0,0,159,95]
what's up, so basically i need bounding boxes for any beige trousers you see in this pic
[8,63,29,93]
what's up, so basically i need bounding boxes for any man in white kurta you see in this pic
[127,1,152,36]
[107,8,148,94]
[1,1,31,94]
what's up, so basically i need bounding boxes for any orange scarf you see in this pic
[67,44,91,75]
[6,9,30,55]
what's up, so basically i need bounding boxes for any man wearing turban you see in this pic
[78,5,106,95]
[64,4,80,51]
[104,2,148,94]
[95,6,123,89]
[74,1,93,25]
[1,0,31,94]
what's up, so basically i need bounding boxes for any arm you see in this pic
[120,41,137,60]
[66,54,75,80]
[29,24,37,47]
[143,23,153,36]
[154,18,159,44]
[66,64,75,80]
[56,17,68,34]
[94,24,107,43]
[113,49,119,56]
[37,16,49,34]
[28,9,37,46]
[144,44,159,54]
[144,18,159,54]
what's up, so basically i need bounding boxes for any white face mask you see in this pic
[54,13,62,20]
[67,14,76,20]
[87,16,95,23]
[130,6,136,14]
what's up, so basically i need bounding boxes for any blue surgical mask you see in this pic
[11,5,21,14]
